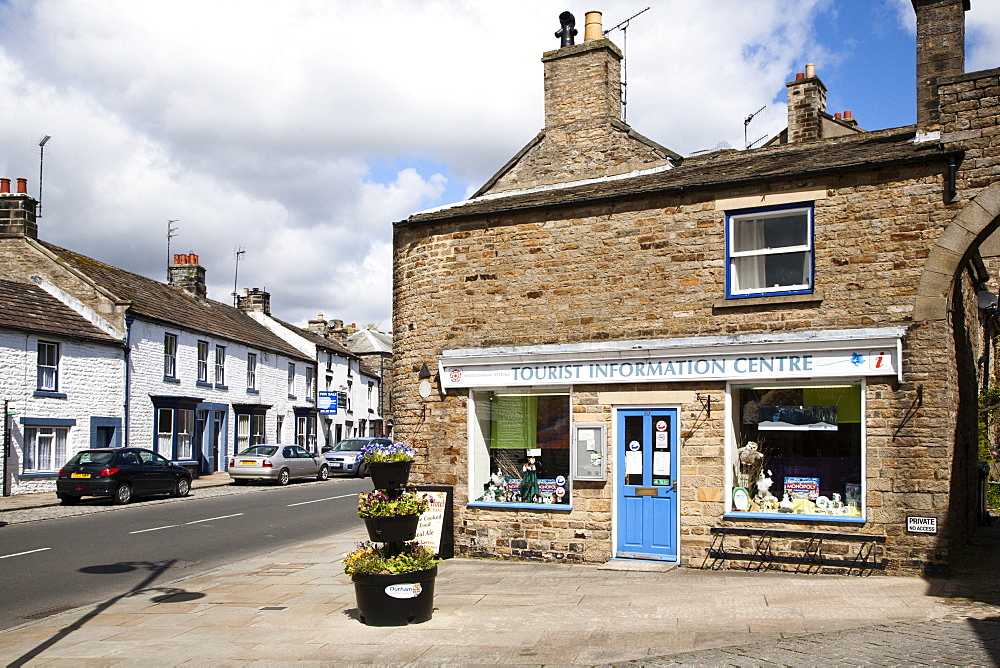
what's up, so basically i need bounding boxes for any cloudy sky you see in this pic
[1,0,998,331]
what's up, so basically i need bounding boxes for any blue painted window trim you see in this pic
[32,390,67,399]
[163,376,180,384]
[724,202,815,300]
[288,394,297,400]
[90,416,122,448]
[246,388,260,395]
[723,512,866,524]
[468,502,573,512]
[196,380,213,388]
[214,384,229,391]
[20,417,77,426]
[19,472,58,479]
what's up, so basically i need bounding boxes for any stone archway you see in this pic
[915,182,1000,322]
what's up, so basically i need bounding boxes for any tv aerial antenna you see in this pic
[603,7,650,122]
[37,135,51,217]
[166,220,179,281]
[232,247,245,306]
[744,105,768,149]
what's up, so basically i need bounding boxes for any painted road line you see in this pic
[287,493,356,507]
[185,513,243,525]
[130,525,178,534]
[0,547,51,560]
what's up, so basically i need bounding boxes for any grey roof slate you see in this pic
[0,277,121,345]
[269,317,358,359]
[347,329,392,354]
[403,127,957,225]
[38,241,312,363]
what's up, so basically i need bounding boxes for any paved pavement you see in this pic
[0,481,998,666]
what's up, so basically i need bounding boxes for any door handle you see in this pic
[672,480,677,492]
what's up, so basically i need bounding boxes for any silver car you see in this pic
[322,437,393,477]
[228,444,330,485]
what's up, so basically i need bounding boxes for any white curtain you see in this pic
[733,218,766,290]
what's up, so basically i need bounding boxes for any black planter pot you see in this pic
[352,565,437,626]
[364,514,420,542]
[367,460,413,490]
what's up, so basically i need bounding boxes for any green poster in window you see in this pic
[491,395,537,449]
[803,385,861,423]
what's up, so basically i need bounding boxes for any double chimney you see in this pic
[168,253,207,299]
[0,177,38,239]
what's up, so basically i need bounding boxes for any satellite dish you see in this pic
[977,290,998,310]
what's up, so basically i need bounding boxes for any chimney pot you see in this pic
[173,254,182,264]
[834,112,842,119]
[805,63,816,78]
[16,178,27,194]
[584,11,603,41]
[0,178,9,194]
[796,72,805,81]
[844,110,853,119]
[191,253,198,264]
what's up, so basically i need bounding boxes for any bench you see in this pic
[707,527,886,575]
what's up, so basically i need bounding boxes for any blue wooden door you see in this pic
[616,408,679,561]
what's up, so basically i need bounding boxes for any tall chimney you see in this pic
[168,253,208,299]
[785,64,827,143]
[542,24,623,130]
[0,177,38,239]
[307,313,328,335]
[912,0,969,130]
[237,287,271,315]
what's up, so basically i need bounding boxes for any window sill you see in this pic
[288,395,297,401]
[306,397,315,404]
[196,380,213,388]
[723,511,865,523]
[19,471,58,478]
[214,384,228,391]
[246,388,260,395]
[714,290,822,310]
[468,502,573,511]
[163,376,180,384]
[32,390,67,399]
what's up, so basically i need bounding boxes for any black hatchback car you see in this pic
[56,447,193,505]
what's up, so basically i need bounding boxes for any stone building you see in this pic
[392,2,1000,574]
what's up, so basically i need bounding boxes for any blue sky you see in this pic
[0,1,997,329]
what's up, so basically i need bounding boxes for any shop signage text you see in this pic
[906,516,938,534]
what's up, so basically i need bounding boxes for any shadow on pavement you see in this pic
[8,559,181,667]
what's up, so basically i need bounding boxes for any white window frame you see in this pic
[726,204,814,299]
[247,352,258,390]
[252,414,265,445]
[306,366,315,400]
[23,425,68,472]
[36,341,59,391]
[197,340,209,382]
[237,414,251,452]
[176,409,194,459]
[215,345,226,386]
[276,415,284,442]
[288,363,296,397]
[163,333,177,378]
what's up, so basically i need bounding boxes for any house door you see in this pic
[616,408,679,561]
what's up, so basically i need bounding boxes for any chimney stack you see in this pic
[0,177,38,239]
[307,313,328,335]
[237,287,271,315]
[785,63,828,143]
[912,0,969,131]
[168,253,207,299]
[543,18,623,130]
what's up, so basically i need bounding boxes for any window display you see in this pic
[729,382,863,519]
[470,390,571,506]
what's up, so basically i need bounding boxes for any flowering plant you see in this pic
[343,541,440,576]
[357,489,430,517]
[360,440,415,463]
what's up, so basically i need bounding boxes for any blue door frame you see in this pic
[616,408,679,561]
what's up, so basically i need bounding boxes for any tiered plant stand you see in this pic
[353,460,437,626]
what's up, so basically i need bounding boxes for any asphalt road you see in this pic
[0,477,371,631]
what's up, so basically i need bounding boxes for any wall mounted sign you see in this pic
[571,424,607,481]
[318,391,338,414]
[906,516,938,534]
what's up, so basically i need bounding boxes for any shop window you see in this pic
[726,205,813,298]
[156,405,195,460]
[296,415,316,450]
[729,382,863,520]
[470,390,571,507]
[23,425,68,472]
[176,409,194,459]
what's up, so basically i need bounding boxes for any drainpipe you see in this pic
[3,399,10,497]
[124,315,133,447]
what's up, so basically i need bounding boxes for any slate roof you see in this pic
[38,241,312,362]
[347,329,393,354]
[0,277,121,345]
[269,317,358,359]
[403,126,959,225]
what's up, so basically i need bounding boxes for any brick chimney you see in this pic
[237,287,271,315]
[786,64,827,143]
[0,177,38,239]
[168,253,207,299]
[912,0,969,131]
[307,313,327,335]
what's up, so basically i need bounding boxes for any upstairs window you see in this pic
[197,341,209,382]
[288,363,296,397]
[163,333,177,378]
[247,352,258,390]
[37,341,59,391]
[306,366,315,400]
[726,205,813,298]
[215,345,226,385]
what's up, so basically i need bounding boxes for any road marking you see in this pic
[287,493,356,507]
[130,525,178,534]
[0,547,51,560]
[186,513,243,525]
[129,513,244,534]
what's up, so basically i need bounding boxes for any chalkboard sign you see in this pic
[572,423,607,481]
